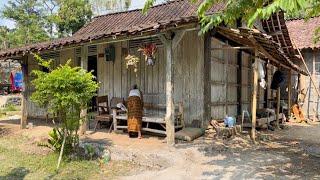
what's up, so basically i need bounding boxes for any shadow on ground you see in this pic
[176,131,320,179]
[0,167,30,179]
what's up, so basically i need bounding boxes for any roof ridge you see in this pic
[92,0,185,19]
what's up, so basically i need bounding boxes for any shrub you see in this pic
[31,54,99,169]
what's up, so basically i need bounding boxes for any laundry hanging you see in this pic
[271,70,285,90]
[257,60,266,89]
[14,71,24,91]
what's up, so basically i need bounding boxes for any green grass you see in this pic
[0,133,136,179]
[0,137,100,179]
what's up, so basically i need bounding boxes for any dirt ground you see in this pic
[1,117,320,179]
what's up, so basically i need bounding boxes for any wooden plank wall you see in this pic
[301,49,320,118]
[96,31,205,125]
[241,52,253,113]
[210,37,272,120]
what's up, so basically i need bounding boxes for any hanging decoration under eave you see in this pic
[138,44,157,66]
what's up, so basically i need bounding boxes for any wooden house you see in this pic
[0,0,307,143]
[287,17,320,120]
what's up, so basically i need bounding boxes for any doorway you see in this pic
[88,55,98,112]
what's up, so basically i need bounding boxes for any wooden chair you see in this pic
[94,96,113,131]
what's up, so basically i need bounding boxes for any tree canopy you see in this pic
[0,0,93,49]
[54,0,92,37]
[2,0,49,47]
[143,0,320,42]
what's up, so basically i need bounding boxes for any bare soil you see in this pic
[1,117,320,179]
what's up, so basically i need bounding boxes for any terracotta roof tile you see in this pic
[0,0,224,58]
[286,16,320,49]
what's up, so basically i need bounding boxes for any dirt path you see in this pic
[121,123,320,179]
[1,118,320,179]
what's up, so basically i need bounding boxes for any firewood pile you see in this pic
[206,120,242,139]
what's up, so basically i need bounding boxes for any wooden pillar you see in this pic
[165,38,175,145]
[21,92,28,129]
[21,56,28,129]
[237,50,242,114]
[288,70,292,117]
[159,31,186,145]
[203,33,212,126]
[276,86,281,129]
[80,45,88,135]
[264,62,269,108]
[251,50,259,142]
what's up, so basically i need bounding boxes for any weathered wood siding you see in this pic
[301,49,320,118]
[95,31,204,125]
[210,38,245,119]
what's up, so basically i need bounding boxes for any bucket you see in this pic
[28,122,33,129]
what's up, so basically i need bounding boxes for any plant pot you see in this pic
[146,56,155,66]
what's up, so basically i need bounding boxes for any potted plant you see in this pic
[138,44,157,66]
[125,54,140,75]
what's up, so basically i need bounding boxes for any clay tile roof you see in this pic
[0,0,224,58]
[286,16,320,49]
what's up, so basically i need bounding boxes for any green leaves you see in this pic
[32,55,99,156]
[195,0,315,33]
[142,0,156,14]
[55,0,93,37]
[142,0,319,40]
[31,55,99,116]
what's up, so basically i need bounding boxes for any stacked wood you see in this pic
[208,120,242,138]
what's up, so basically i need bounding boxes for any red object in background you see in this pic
[10,72,15,91]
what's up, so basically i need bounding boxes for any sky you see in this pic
[0,0,166,29]
[0,0,15,29]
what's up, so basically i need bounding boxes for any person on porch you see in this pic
[127,84,143,139]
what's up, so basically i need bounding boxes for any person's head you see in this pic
[132,84,138,90]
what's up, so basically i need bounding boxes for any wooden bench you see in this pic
[112,102,184,135]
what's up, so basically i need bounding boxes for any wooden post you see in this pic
[164,37,175,145]
[79,109,87,135]
[251,50,259,142]
[237,50,242,115]
[179,102,185,128]
[21,92,28,129]
[276,86,281,129]
[203,33,211,126]
[112,109,117,131]
[21,56,28,129]
[159,31,186,145]
[264,62,269,108]
[288,70,292,117]
[80,45,88,135]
